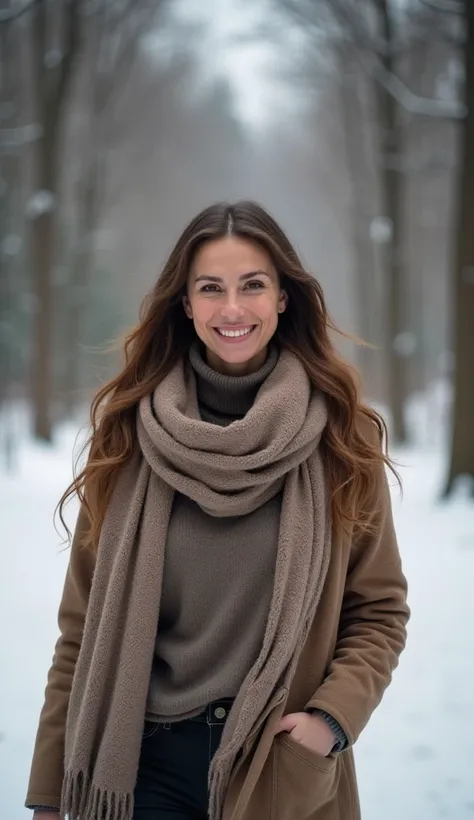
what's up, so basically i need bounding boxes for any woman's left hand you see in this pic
[276,712,336,757]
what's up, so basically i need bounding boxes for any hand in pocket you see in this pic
[276,711,336,758]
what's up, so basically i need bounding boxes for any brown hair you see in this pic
[59,200,397,550]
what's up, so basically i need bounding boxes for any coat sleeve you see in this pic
[305,457,410,746]
[25,507,95,809]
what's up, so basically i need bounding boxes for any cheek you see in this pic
[189,299,214,327]
[256,295,280,323]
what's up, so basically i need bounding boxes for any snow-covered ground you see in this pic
[1,426,474,819]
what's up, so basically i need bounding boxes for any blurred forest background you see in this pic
[1,0,473,496]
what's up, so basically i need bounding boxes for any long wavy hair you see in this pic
[59,200,397,551]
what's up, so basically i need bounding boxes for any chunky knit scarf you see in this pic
[61,348,332,820]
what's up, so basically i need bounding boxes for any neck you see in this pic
[205,346,269,376]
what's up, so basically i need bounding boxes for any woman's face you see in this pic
[184,236,287,375]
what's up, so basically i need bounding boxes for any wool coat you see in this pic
[26,456,408,820]
[222,463,409,820]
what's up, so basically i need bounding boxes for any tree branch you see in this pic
[284,0,466,120]
[31,0,47,105]
[419,0,464,13]
[368,51,466,117]
[0,0,42,24]
[56,0,82,109]
[79,0,164,118]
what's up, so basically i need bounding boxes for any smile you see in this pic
[214,326,256,340]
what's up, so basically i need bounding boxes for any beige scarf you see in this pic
[61,349,332,820]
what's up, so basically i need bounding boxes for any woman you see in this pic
[26,201,409,820]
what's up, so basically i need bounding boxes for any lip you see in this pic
[212,325,256,343]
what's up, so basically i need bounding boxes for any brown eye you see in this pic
[199,284,221,293]
[245,281,265,289]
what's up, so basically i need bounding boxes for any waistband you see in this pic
[189,698,235,726]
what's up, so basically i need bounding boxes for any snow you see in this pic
[1,427,474,818]
[25,190,57,219]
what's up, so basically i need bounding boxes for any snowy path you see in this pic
[1,433,473,819]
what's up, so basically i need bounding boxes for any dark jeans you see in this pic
[133,699,234,819]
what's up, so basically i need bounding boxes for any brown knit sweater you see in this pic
[145,343,281,722]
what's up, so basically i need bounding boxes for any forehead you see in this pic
[189,236,275,279]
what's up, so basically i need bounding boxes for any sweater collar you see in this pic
[189,341,279,421]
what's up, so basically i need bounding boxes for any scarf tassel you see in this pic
[208,761,228,820]
[61,770,133,820]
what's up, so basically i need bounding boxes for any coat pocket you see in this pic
[273,734,339,820]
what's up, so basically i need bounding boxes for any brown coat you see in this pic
[224,468,409,820]
[26,462,408,819]
[222,463,409,820]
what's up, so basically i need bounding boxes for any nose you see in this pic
[220,291,244,321]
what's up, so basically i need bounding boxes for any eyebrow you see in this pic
[194,270,272,284]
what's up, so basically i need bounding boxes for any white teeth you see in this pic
[217,327,253,338]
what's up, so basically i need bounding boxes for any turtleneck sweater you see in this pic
[145,344,280,722]
[144,344,346,752]
[189,343,279,426]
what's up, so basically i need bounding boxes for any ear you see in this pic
[182,294,193,319]
[278,289,288,314]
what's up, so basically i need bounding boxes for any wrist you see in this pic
[307,708,348,752]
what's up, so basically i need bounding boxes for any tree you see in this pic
[371,0,407,444]
[58,0,166,416]
[14,0,168,439]
[0,0,34,467]
[271,0,410,440]
[271,0,466,443]
[27,0,82,441]
[334,47,383,401]
[444,0,474,494]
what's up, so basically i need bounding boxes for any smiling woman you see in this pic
[183,236,287,375]
[25,201,409,820]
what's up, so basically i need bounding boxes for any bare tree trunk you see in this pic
[0,8,24,468]
[63,157,103,416]
[373,0,408,444]
[444,0,474,495]
[0,18,13,408]
[59,0,159,416]
[338,52,381,400]
[29,0,80,441]
[30,126,58,440]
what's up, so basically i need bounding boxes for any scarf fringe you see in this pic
[208,758,229,820]
[61,770,133,820]
[207,629,316,820]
